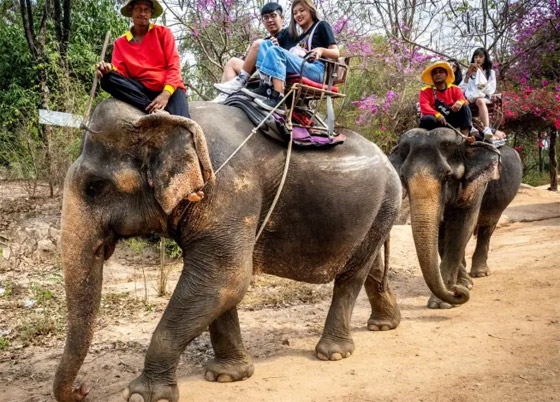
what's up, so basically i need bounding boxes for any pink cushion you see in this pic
[287,75,339,93]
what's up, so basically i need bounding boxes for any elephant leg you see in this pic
[364,253,401,331]
[316,266,369,361]
[124,246,252,402]
[205,307,254,382]
[428,207,478,309]
[458,256,474,289]
[470,223,497,277]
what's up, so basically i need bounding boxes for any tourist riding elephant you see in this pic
[53,99,402,402]
[389,128,522,309]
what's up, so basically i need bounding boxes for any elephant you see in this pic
[53,98,402,402]
[389,127,522,309]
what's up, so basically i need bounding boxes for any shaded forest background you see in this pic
[1,0,559,194]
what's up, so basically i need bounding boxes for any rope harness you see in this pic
[170,88,297,241]
[444,123,502,165]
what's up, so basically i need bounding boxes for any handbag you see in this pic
[289,22,319,58]
[433,89,452,116]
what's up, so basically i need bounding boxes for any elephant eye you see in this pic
[85,179,109,200]
[399,143,410,158]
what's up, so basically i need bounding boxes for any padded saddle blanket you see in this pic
[223,92,345,147]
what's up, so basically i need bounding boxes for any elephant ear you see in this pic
[389,128,421,175]
[460,141,501,205]
[133,114,215,215]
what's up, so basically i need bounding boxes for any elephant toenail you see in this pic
[122,388,130,400]
[129,394,145,402]
[217,375,233,383]
[317,352,329,361]
[330,353,343,361]
[205,371,217,382]
[368,324,380,331]
[344,352,352,358]
[381,325,390,331]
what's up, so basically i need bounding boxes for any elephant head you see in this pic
[389,128,500,306]
[53,99,214,401]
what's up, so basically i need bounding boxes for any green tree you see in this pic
[0,0,127,190]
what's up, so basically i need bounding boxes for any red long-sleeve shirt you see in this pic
[111,24,186,94]
[419,85,466,118]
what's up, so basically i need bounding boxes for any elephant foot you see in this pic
[470,264,491,278]
[315,335,355,361]
[427,295,453,309]
[204,355,254,383]
[123,373,179,402]
[367,288,401,331]
[458,272,474,290]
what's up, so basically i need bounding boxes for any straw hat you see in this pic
[121,0,163,18]
[421,61,455,85]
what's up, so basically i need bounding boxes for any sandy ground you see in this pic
[1,183,559,402]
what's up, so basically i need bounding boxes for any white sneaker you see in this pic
[213,76,246,95]
[210,92,229,103]
[482,127,493,140]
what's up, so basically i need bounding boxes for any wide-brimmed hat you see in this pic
[421,61,455,85]
[121,0,163,18]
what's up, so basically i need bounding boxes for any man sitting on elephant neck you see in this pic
[96,0,190,118]
[419,61,472,136]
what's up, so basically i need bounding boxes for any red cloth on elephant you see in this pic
[419,84,466,118]
[111,24,186,94]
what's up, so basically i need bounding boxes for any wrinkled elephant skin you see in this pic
[53,99,402,402]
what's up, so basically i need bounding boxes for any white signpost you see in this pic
[38,109,82,128]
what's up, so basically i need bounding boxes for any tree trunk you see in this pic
[19,0,58,196]
[549,129,558,191]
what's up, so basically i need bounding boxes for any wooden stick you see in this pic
[82,31,111,125]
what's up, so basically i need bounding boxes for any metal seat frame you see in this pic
[284,56,350,137]
[469,93,504,131]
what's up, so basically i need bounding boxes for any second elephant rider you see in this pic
[96,0,190,118]
[419,61,472,136]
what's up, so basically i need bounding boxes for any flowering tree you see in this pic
[504,0,560,81]
[503,84,560,132]
[339,36,435,150]
[500,0,560,189]
[161,0,263,98]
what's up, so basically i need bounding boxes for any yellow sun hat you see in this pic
[121,0,163,19]
[421,61,455,85]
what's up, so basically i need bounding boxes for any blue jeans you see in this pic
[256,40,325,83]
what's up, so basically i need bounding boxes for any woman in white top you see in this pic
[460,47,497,139]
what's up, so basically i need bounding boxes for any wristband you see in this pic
[164,84,175,95]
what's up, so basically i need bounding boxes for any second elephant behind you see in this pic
[390,128,522,309]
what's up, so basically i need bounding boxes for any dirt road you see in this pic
[1,184,559,401]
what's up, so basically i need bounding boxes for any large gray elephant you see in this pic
[53,99,402,402]
[389,128,522,309]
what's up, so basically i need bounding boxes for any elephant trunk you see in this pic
[408,173,469,305]
[53,187,105,401]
